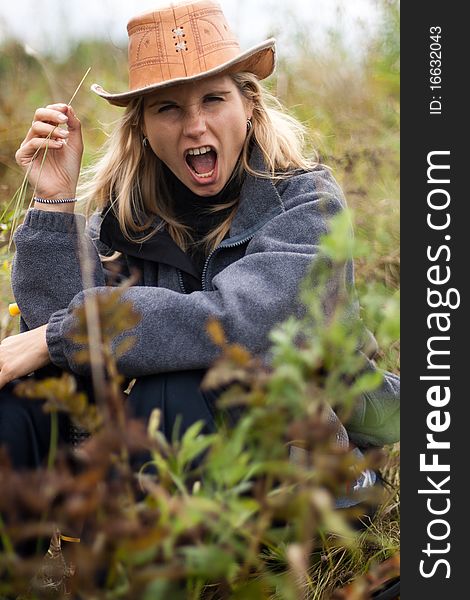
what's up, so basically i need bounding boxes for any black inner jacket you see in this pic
[99,162,244,293]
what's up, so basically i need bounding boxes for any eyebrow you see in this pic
[147,90,232,108]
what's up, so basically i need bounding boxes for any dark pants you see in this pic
[0,369,236,471]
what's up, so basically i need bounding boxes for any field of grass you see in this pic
[0,6,399,346]
[0,1,399,597]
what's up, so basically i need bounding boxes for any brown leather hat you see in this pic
[91,0,276,107]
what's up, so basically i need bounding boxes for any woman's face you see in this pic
[142,74,252,196]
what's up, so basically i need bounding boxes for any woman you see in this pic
[0,0,399,471]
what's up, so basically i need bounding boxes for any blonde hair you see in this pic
[81,72,316,255]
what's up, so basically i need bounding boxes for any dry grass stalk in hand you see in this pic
[2,67,91,248]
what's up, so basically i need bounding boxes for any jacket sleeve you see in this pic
[45,171,352,377]
[346,363,400,447]
[11,209,107,331]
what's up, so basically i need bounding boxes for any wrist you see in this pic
[33,195,77,213]
[38,324,51,367]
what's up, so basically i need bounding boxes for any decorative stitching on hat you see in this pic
[133,22,164,62]
[132,57,178,70]
[199,40,239,54]
[189,7,227,73]
[131,24,156,35]
[136,31,152,61]
[190,6,222,19]
[155,11,165,85]
[131,17,167,80]
[190,14,204,72]
[190,7,239,75]
[92,5,277,106]
[171,5,188,76]
[172,25,187,52]
[129,44,272,80]
[200,16,226,41]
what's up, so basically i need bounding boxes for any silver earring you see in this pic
[246,119,253,132]
[142,136,149,147]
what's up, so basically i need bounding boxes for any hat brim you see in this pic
[91,38,276,107]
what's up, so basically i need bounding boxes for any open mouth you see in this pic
[185,146,218,180]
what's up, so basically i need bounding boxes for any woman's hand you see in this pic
[15,104,83,200]
[0,325,51,389]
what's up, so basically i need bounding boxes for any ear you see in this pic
[243,97,254,121]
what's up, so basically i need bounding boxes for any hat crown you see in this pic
[127,0,240,91]
[91,0,275,106]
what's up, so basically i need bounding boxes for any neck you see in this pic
[162,161,243,207]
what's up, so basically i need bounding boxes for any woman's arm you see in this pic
[10,104,106,330]
[45,174,352,377]
[11,209,106,331]
[0,326,49,389]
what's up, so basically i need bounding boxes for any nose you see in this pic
[182,106,207,139]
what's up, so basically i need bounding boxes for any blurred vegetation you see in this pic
[0,1,400,361]
[0,211,399,599]
[0,0,399,597]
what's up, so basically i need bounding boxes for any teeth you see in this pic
[187,146,212,156]
[195,168,215,179]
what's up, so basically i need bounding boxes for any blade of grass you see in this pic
[29,67,92,206]
[67,66,92,106]
[3,67,91,248]
[47,411,59,470]
[0,512,14,556]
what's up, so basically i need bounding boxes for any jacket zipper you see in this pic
[177,269,187,294]
[201,234,255,291]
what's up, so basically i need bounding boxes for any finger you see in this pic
[45,103,69,112]
[30,121,69,141]
[33,106,69,126]
[26,137,67,153]
[64,105,81,131]
[15,138,66,165]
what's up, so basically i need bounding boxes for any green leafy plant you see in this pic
[0,209,398,599]
[0,4,400,593]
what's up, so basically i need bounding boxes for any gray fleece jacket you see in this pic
[11,146,399,447]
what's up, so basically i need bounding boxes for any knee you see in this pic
[0,391,31,444]
[128,372,167,420]
[0,389,50,469]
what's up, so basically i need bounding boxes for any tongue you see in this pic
[187,150,217,174]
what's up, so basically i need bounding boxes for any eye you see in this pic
[204,96,223,103]
[158,104,179,113]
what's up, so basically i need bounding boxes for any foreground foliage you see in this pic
[0,2,400,596]
[0,213,398,598]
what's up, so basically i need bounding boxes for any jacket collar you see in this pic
[228,143,285,239]
[99,209,200,277]
[99,143,284,272]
